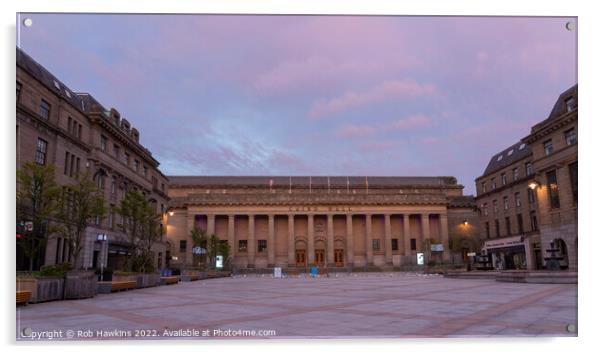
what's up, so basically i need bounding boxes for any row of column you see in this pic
[190,213,450,267]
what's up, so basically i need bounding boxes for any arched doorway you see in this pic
[553,238,569,270]
[295,239,307,267]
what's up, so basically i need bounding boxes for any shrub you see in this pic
[39,262,72,277]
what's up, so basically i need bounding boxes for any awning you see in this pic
[483,235,525,250]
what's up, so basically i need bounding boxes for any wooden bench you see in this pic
[16,290,32,305]
[111,281,137,292]
[285,268,300,276]
[189,275,201,281]
[217,270,231,277]
[161,276,179,285]
[207,270,218,279]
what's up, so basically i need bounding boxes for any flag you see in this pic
[269,179,273,192]
[365,176,369,193]
[347,176,350,193]
[309,176,312,194]
[289,176,292,194]
[327,176,331,193]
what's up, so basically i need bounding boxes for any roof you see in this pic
[17,47,88,113]
[531,84,578,132]
[168,176,462,188]
[480,141,532,177]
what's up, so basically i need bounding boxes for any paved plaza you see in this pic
[16,273,577,340]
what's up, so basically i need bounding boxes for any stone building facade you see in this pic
[166,176,478,270]
[475,84,577,270]
[16,47,170,271]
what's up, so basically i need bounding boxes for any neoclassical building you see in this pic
[166,176,478,269]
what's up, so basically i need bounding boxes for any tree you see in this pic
[16,162,61,271]
[116,189,161,272]
[217,240,231,269]
[190,227,208,268]
[207,234,220,269]
[55,172,106,269]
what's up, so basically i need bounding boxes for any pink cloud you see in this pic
[391,114,432,130]
[335,124,377,139]
[310,79,435,119]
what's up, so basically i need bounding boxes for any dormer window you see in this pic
[519,143,526,150]
[507,149,514,156]
[496,155,503,162]
[565,96,575,112]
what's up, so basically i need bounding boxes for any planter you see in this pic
[64,270,97,299]
[136,273,160,288]
[17,277,64,303]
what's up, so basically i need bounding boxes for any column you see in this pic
[207,214,215,235]
[327,214,335,266]
[365,214,373,265]
[308,214,315,265]
[346,214,354,267]
[227,215,235,257]
[288,214,295,266]
[403,214,411,256]
[524,240,535,270]
[384,214,392,265]
[268,214,275,267]
[439,213,450,261]
[248,214,255,268]
[186,213,195,265]
[421,213,431,253]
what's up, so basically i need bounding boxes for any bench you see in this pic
[207,270,218,279]
[160,276,179,285]
[217,270,231,277]
[285,268,300,276]
[16,290,32,305]
[111,281,137,292]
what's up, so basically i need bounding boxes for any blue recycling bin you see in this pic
[310,266,318,277]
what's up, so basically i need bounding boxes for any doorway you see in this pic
[295,250,306,267]
[334,249,344,267]
[315,249,325,266]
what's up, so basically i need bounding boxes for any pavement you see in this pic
[15,272,577,340]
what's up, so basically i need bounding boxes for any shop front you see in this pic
[483,236,527,270]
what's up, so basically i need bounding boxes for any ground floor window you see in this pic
[238,240,247,252]
[391,238,399,251]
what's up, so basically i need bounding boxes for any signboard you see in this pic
[274,267,282,278]
[416,253,424,265]
[96,234,107,241]
[467,252,477,257]
[24,221,33,232]
[192,247,206,255]
[483,236,524,250]
[430,244,444,252]
[215,255,223,268]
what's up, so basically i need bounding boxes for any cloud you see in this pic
[335,124,378,139]
[391,114,432,130]
[310,79,436,119]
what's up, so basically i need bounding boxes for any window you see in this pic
[78,124,82,139]
[134,159,139,172]
[495,220,500,237]
[544,139,553,156]
[517,214,524,234]
[113,144,120,159]
[69,154,75,177]
[505,217,511,235]
[514,192,521,207]
[68,117,72,134]
[546,170,560,209]
[35,138,48,165]
[143,166,148,178]
[493,200,498,214]
[483,203,488,216]
[238,240,248,252]
[569,162,578,203]
[111,176,117,195]
[528,188,535,204]
[100,135,107,152]
[124,152,130,166]
[507,149,514,156]
[392,239,399,251]
[485,222,490,239]
[179,240,187,252]
[152,176,158,189]
[481,182,486,194]
[372,239,380,251]
[530,210,538,231]
[503,196,509,210]
[519,143,526,150]
[39,99,51,119]
[161,183,165,192]
[410,238,416,251]
[513,168,519,181]
[565,128,577,146]
[491,178,497,189]
[108,206,114,229]
[16,81,22,100]
[496,155,503,162]
[75,158,80,177]
[501,173,507,186]
[257,240,267,253]
[565,96,575,112]
[526,162,533,176]
[97,174,105,191]
[64,151,70,175]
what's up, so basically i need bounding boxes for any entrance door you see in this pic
[315,250,325,266]
[334,249,344,267]
[295,250,306,267]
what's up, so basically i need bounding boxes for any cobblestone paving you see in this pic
[16,273,577,340]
